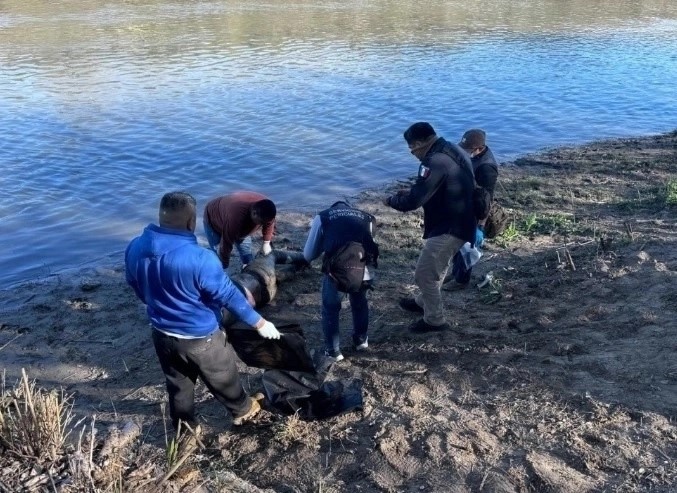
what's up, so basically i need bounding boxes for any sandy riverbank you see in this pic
[1,131,676,492]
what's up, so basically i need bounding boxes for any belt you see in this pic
[152,326,219,340]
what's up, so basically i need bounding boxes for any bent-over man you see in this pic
[303,201,379,361]
[203,191,276,270]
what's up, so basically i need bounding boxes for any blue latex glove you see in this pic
[475,226,485,248]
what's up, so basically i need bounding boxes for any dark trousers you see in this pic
[321,274,369,353]
[451,251,472,285]
[152,328,249,428]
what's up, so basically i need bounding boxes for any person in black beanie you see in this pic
[384,122,476,333]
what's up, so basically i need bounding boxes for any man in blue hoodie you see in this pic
[125,191,281,429]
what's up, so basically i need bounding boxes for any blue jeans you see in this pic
[321,274,368,353]
[203,220,221,251]
[203,221,254,266]
[234,237,254,265]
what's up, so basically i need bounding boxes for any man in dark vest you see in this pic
[444,128,500,289]
[303,201,378,361]
[460,127,499,234]
[385,122,476,333]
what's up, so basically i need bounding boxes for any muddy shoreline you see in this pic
[1,131,676,492]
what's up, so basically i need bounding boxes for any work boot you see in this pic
[232,393,264,426]
[399,297,424,314]
[408,319,450,333]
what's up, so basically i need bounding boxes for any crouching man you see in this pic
[303,201,379,361]
[125,191,281,429]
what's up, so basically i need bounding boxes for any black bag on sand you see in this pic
[262,355,364,420]
[483,201,510,239]
[228,323,364,420]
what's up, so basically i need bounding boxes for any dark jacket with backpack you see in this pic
[318,204,377,260]
[387,137,477,243]
[303,202,379,293]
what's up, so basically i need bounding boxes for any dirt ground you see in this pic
[1,131,676,492]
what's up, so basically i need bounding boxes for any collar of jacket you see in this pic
[424,136,448,158]
[148,223,196,238]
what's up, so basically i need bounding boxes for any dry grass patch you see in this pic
[0,369,81,462]
[0,370,198,491]
[272,411,320,448]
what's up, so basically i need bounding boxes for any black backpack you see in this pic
[323,241,367,293]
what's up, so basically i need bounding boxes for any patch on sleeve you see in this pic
[418,165,431,179]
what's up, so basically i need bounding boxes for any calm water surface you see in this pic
[1,0,676,286]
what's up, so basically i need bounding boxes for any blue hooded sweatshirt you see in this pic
[125,223,260,337]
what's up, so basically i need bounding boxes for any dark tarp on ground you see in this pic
[226,324,315,373]
[226,323,363,420]
[262,369,364,420]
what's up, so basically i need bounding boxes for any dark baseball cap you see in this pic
[459,129,486,150]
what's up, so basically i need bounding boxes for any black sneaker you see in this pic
[399,297,424,314]
[408,319,450,333]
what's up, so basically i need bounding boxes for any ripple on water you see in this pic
[1,1,676,286]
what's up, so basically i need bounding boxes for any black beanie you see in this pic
[403,122,436,145]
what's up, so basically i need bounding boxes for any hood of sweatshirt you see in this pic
[138,223,197,256]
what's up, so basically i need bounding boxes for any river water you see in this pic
[1,0,676,286]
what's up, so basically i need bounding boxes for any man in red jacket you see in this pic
[203,191,276,270]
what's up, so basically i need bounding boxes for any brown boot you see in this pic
[232,393,264,426]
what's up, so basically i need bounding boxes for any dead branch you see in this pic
[564,248,576,271]
[21,369,37,421]
[122,381,152,401]
[99,420,141,460]
[155,442,198,488]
